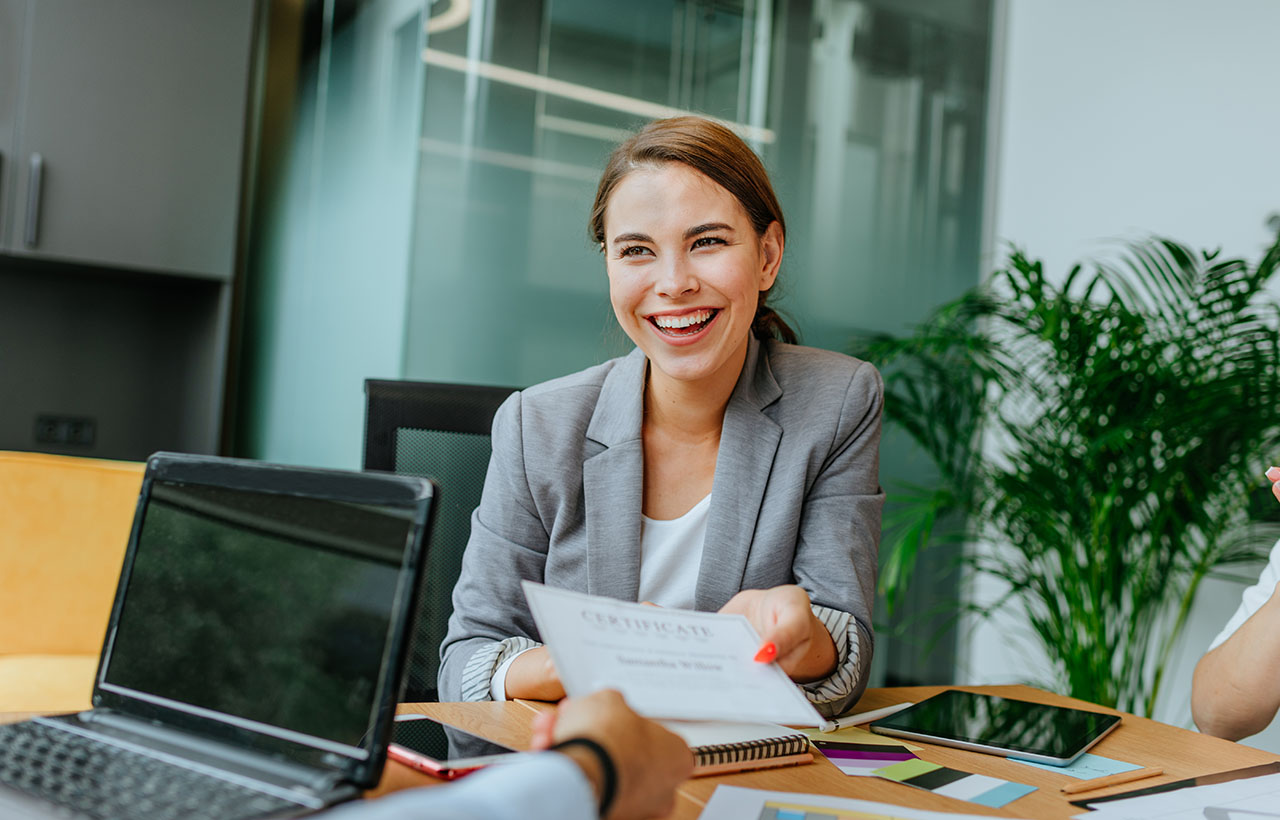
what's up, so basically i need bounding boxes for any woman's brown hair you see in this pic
[588,116,797,344]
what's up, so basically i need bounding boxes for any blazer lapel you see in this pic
[696,337,783,610]
[582,348,647,601]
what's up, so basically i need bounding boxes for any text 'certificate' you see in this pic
[523,581,823,726]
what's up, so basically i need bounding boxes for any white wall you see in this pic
[964,0,1280,752]
[989,0,1280,274]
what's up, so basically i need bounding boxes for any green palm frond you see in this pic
[859,230,1280,715]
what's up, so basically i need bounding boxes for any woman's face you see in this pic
[603,162,782,392]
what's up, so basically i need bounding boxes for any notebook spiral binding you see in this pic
[696,734,811,766]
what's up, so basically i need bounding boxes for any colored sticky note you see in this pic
[1010,752,1142,779]
[800,725,924,751]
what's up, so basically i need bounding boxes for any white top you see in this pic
[1209,537,1280,651]
[636,493,711,609]
[323,751,594,820]
[490,494,710,700]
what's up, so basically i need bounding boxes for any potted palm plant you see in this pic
[858,232,1280,716]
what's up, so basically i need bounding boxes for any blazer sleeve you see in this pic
[792,358,884,716]
[438,391,552,701]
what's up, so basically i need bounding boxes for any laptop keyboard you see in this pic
[0,720,302,820]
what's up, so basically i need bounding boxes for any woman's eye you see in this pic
[691,236,726,250]
[618,245,651,258]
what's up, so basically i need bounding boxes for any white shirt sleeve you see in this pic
[1209,537,1280,652]
[319,753,597,820]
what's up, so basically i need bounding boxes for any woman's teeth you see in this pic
[652,309,716,335]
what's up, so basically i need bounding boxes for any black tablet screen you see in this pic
[871,691,1120,760]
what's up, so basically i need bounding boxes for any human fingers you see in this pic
[718,587,806,665]
[1266,465,1280,483]
[718,590,773,657]
[530,707,557,750]
[752,586,814,664]
[552,690,692,820]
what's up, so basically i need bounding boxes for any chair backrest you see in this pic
[0,450,145,656]
[363,379,517,702]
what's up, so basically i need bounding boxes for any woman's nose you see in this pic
[655,255,698,297]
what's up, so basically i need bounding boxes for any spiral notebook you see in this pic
[659,721,813,776]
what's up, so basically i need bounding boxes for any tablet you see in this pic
[869,690,1121,765]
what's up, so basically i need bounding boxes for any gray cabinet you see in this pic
[0,0,254,279]
[0,0,24,240]
[0,1,257,461]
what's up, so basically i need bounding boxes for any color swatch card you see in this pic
[810,737,919,776]
[874,759,1036,809]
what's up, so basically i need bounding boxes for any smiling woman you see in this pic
[438,116,885,719]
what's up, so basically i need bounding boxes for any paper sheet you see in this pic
[697,784,1033,820]
[1073,771,1280,819]
[523,582,823,725]
[659,720,803,748]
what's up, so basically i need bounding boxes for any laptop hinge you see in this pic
[57,712,348,803]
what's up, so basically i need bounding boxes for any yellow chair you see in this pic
[0,450,144,713]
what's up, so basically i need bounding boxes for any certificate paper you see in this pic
[522,582,824,725]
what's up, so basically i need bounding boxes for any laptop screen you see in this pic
[97,469,424,764]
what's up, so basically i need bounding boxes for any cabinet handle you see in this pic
[24,153,43,248]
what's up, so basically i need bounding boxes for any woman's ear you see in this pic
[758,221,784,291]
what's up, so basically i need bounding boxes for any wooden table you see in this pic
[373,684,1280,818]
[6,685,1277,818]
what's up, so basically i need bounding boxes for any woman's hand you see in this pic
[503,646,567,702]
[718,585,837,683]
[1268,465,1280,502]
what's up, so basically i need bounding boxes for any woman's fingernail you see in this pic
[1267,466,1280,481]
[753,642,778,663]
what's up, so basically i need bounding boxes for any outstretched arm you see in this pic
[1191,469,1280,739]
[1192,588,1280,739]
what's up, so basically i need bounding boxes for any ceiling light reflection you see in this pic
[424,0,471,34]
[420,47,776,145]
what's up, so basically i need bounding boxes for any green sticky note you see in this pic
[874,758,941,781]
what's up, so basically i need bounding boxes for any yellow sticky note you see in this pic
[799,725,924,752]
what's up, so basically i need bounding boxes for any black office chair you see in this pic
[363,379,517,702]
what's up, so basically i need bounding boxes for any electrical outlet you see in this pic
[34,414,96,446]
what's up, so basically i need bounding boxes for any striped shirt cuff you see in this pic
[801,604,860,717]
[459,636,542,702]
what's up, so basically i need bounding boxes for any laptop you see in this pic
[0,452,436,819]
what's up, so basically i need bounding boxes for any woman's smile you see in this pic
[648,308,721,341]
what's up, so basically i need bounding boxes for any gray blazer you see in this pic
[438,336,884,714]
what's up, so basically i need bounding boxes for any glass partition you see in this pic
[240,0,994,685]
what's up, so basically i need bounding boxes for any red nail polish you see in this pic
[753,642,778,663]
